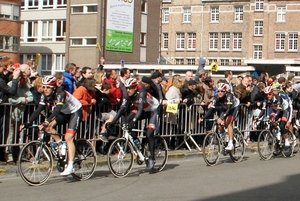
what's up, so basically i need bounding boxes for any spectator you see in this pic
[287,73,295,84]
[1,57,14,82]
[202,76,215,106]
[161,76,168,96]
[119,67,130,88]
[73,66,81,87]
[94,70,105,89]
[150,71,165,103]
[181,79,198,106]
[73,78,96,122]
[224,70,234,93]
[30,76,44,105]
[195,69,206,83]
[104,69,122,105]
[184,70,193,88]
[54,72,65,88]
[63,63,76,93]
[78,66,94,87]
[97,56,105,71]
[6,66,33,163]
[26,58,38,77]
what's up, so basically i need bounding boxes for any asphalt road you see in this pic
[1,152,300,201]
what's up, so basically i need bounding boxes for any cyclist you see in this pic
[199,82,240,150]
[106,78,160,170]
[21,76,82,176]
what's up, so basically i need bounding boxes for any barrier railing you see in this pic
[0,102,266,151]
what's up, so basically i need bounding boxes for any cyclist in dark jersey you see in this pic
[199,83,240,150]
[22,76,82,176]
[106,78,160,170]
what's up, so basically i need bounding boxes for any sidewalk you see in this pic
[0,143,258,178]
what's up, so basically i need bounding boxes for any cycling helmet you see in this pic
[216,83,229,92]
[42,76,57,86]
[124,78,138,88]
[272,82,280,91]
[264,86,273,95]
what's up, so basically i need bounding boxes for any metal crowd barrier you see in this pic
[0,103,266,152]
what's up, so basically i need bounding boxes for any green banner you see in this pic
[106,29,133,52]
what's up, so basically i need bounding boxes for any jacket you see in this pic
[63,72,75,94]
[72,86,95,121]
[103,78,122,104]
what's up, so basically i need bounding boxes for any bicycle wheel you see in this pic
[257,130,274,161]
[202,132,221,166]
[17,141,53,186]
[145,135,168,173]
[229,129,245,163]
[107,138,134,178]
[292,129,300,153]
[71,139,97,181]
[281,130,294,157]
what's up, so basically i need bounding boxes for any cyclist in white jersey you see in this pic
[22,76,82,176]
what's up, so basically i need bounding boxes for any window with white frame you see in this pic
[72,5,97,14]
[220,59,229,65]
[187,33,196,49]
[175,58,184,65]
[253,45,262,59]
[254,21,263,36]
[288,33,298,51]
[162,8,169,23]
[221,33,230,50]
[187,58,195,65]
[27,21,38,42]
[28,0,39,9]
[208,59,217,65]
[42,0,54,8]
[183,8,191,22]
[140,33,146,46]
[255,0,264,11]
[234,6,243,21]
[176,33,185,50]
[141,1,147,13]
[162,33,168,49]
[41,54,52,75]
[232,59,241,66]
[275,33,285,51]
[55,54,66,71]
[211,7,219,22]
[0,4,20,20]
[57,0,67,8]
[277,6,286,22]
[70,38,97,46]
[233,33,242,50]
[0,35,19,52]
[11,36,19,51]
[42,21,53,41]
[209,33,218,50]
[56,20,66,41]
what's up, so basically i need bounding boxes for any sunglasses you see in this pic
[42,85,54,89]
[126,86,136,90]
[218,90,226,92]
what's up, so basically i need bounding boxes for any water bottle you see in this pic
[60,142,67,157]
[219,133,224,138]
[133,138,140,149]
[52,142,58,150]
[277,131,281,141]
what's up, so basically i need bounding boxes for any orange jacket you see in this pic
[72,86,96,121]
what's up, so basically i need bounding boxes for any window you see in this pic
[175,58,184,65]
[12,36,19,51]
[183,8,191,22]
[208,59,217,65]
[0,36,3,49]
[288,33,298,51]
[220,59,229,65]
[42,21,53,41]
[277,6,286,22]
[176,33,185,50]
[140,33,146,46]
[234,7,243,21]
[13,5,20,20]
[57,0,67,8]
[221,33,230,50]
[71,39,82,46]
[162,33,168,49]
[0,35,19,52]
[56,20,66,41]
[232,59,241,66]
[233,33,242,50]
[209,33,218,50]
[162,8,169,23]
[43,0,54,8]
[187,33,196,49]
[55,54,66,71]
[254,21,263,36]
[141,1,147,13]
[28,0,39,9]
[27,21,38,42]
[72,5,97,14]
[187,58,195,65]
[255,0,264,11]
[41,54,52,75]
[275,33,285,51]
[253,45,262,59]
[0,4,11,19]
[70,38,97,46]
[211,7,219,22]
[3,36,9,49]
[86,38,96,45]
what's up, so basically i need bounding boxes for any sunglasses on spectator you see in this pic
[218,90,226,92]
[42,85,54,89]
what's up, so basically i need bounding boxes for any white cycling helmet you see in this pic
[42,76,57,86]
[264,86,273,95]
[216,83,229,92]
[124,78,138,88]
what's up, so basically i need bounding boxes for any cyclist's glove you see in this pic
[23,122,31,128]
[41,121,49,128]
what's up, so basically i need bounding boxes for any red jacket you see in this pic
[103,78,122,104]
[73,86,96,121]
